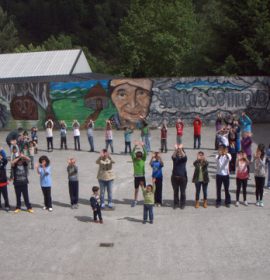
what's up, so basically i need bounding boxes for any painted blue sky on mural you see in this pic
[174,80,245,91]
[50,80,109,91]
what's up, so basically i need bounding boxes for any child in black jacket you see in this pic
[0,150,10,211]
[90,186,103,223]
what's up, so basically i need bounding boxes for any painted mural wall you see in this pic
[0,76,269,129]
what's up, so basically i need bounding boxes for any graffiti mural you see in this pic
[148,77,270,126]
[50,80,117,128]
[0,77,269,129]
[109,79,153,128]
[0,83,49,129]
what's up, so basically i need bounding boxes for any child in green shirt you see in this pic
[131,141,147,207]
[141,178,156,224]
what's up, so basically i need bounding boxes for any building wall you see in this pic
[0,76,269,129]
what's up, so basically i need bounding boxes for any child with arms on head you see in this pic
[131,141,147,207]
[141,178,156,224]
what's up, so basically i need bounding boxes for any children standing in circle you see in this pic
[11,154,33,213]
[235,151,249,207]
[45,119,54,152]
[131,141,147,207]
[36,155,53,212]
[192,151,209,208]
[150,152,163,206]
[67,158,79,209]
[254,144,266,207]
[72,120,81,151]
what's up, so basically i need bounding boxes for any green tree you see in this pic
[0,5,18,53]
[118,0,199,77]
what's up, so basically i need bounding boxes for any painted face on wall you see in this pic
[110,79,152,123]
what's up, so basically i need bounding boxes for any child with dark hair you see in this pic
[0,149,10,211]
[28,141,35,169]
[45,119,54,152]
[150,152,163,206]
[105,120,114,153]
[124,127,133,154]
[254,144,266,207]
[67,158,79,209]
[266,144,270,189]
[192,151,209,208]
[36,155,53,211]
[160,122,168,153]
[235,151,249,207]
[90,186,103,223]
[11,154,33,213]
[72,120,81,151]
[131,141,147,207]
[140,118,151,153]
[60,120,68,150]
[87,119,95,152]
[141,179,156,224]
[31,127,38,154]
[193,115,202,149]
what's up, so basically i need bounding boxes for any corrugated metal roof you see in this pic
[0,49,92,79]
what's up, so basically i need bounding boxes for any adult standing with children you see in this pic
[171,144,188,209]
[96,149,115,209]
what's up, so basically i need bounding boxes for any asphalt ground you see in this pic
[0,124,270,280]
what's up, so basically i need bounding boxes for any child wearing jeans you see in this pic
[235,151,249,207]
[67,158,79,209]
[45,119,54,152]
[90,186,103,224]
[60,121,68,150]
[36,155,53,212]
[105,120,114,153]
[28,141,35,169]
[72,120,81,151]
[141,179,156,224]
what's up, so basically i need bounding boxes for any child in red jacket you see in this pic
[193,115,202,149]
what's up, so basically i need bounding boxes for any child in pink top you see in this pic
[235,151,249,206]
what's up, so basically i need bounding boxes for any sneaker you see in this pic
[94,220,99,223]
[244,201,248,206]
[108,203,113,208]
[260,201,264,207]
[173,204,177,209]
[101,203,105,209]
[74,204,79,209]
[235,201,239,207]
[48,208,53,212]
[99,220,103,224]
[143,220,147,224]
[225,204,230,208]
[14,209,21,213]
[5,207,10,212]
[256,201,260,206]
[180,204,185,209]
[150,220,153,224]
[42,206,47,210]
[216,204,221,208]
[131,200,137,207]
[27,209,34,213]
